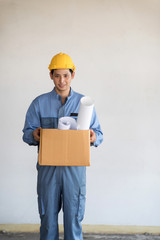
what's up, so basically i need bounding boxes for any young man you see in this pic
[23,52,103,240]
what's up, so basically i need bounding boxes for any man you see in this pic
[23,52,103,240]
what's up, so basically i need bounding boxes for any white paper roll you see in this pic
[77,96,94,130]
[58,117,77,130]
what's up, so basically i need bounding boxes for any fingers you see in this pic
[33,127,41,142]
[90,129,96,143]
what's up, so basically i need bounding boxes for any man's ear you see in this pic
[50,72,53,80]
[71,71,75,79]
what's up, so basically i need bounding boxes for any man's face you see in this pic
[50,69,75,95]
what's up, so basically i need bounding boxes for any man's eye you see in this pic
[64,74,68,78]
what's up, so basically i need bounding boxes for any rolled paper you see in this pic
[58,117,77,130]
[77,96,94,130]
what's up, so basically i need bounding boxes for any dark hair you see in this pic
[51,69,73,75]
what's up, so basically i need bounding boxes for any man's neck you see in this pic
[55,87,71,104]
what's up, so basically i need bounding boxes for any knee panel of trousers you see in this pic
[77,185,86,221]
[63,185,86,222]
[38,186,62,217]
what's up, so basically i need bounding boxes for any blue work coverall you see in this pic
[23,88,103,240]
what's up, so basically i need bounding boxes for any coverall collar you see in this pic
[52,87,74,102]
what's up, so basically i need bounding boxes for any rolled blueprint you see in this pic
[58,117,77,130]
[77,96,94,130]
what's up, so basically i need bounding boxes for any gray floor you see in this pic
[0,232,160,240]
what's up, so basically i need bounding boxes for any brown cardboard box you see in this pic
[38,129,90,166]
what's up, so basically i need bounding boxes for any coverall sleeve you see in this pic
[90,107,103,147]
[22,98,41,146]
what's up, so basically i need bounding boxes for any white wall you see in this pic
[0,0,160,226]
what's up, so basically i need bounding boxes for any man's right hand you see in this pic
[33,127,41,142]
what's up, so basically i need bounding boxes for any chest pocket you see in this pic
[40,117,58,129]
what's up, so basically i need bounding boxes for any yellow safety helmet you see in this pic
[48,52,76,72]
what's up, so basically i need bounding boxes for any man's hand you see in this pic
[90,129,96,144]
[33,127,41,142]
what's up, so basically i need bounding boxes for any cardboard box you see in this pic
[38,129,90,166]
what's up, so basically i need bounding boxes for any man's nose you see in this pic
[60,77,64,83]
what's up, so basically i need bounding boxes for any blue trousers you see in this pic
[37,164,86,240]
